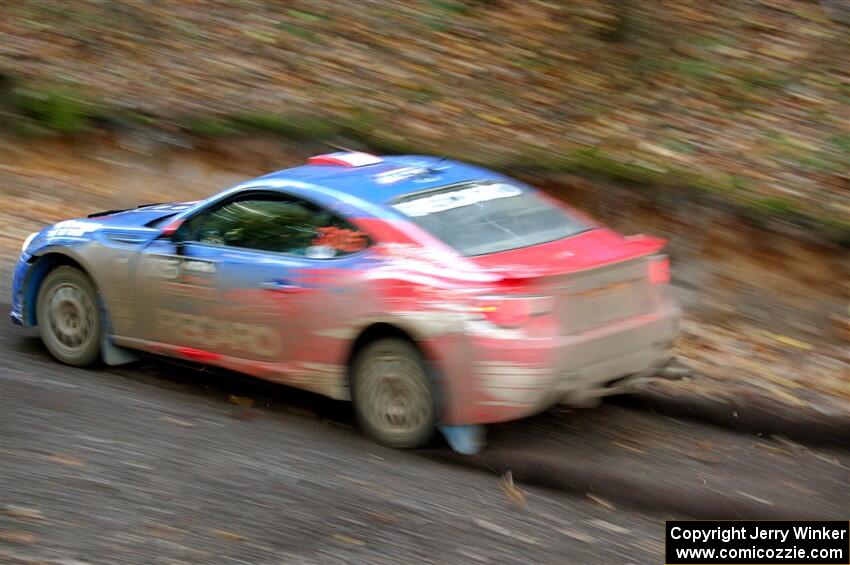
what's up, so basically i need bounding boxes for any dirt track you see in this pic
[2,315,848,564]
[1,136,848,563]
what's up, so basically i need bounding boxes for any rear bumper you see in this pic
[443,301,681,425]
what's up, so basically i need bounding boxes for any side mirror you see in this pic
[158,220,187,255]
[159,219,184,241]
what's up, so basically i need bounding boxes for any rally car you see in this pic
[10,152,680,449]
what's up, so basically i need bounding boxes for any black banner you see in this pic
[666,521,849,564]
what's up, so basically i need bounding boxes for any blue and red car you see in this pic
[10,152,680,448]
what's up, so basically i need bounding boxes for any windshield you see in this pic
[390,181,594,256]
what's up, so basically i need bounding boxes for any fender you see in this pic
[345,313,468,424]
[21,245,97,326]
[24,246,139,365]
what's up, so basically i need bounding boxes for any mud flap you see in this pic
[101,335,140,366]
[439,425,486,455]
[98,299,139,366]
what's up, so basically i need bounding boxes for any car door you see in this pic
[132,224,224,356]
[209,191,373,376]
[136,190,372,376]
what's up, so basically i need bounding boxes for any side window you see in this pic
[180,193,370,258]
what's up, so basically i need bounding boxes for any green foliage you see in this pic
[181,113,341,141]
[427,0,472,16]
[8,86,93,134]
[674,60,719,80]
[286,9,329,23]
[231,112,339,140]
[275,22,317,41]
[183,117,243,137]
[558,148,666,185]
[755,196,801,217]
[829,134,850,155]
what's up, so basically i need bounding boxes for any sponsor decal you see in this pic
[392,183,522,217]
[46,220,101,238]
[155,309,282,358]
[143,256,181,280]
[142,255,216,283]
[182,259,217,274]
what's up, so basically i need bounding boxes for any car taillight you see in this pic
[648,255,670,285]
[472,295,554,328]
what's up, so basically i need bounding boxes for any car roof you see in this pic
[253,155,506,206]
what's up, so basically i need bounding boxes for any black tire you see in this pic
[351,338,436,449]
[36,266,102,367]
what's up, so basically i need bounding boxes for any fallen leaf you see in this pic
[46,453,85,466]
[2,505,45,521]
[586,493,615,510]
[0,530,37,544]
[145,523,182,537]
[764,333,814,351]
[161,416,196,428]
[333,534,365,546]
[500,471,526,507]
[209,528,244,542]
[734,490,775,506]
[364,510,397,524]
[694,440,715,451]
[612,441,646,454]
[228,395,254,408]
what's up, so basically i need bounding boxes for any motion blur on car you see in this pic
[1,1,847,563]
[11,152,680,449]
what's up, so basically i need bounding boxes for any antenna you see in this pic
[324,142,358,153]
[425,156,448,174]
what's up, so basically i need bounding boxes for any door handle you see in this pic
[260,280,303,293]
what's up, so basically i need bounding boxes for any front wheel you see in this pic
[36,266,102,367]
[351,338,436,449]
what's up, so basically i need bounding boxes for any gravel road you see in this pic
[1,312,847,564]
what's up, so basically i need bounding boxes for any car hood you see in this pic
[86,202,198,228]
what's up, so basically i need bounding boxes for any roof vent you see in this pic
[307,152,383,167]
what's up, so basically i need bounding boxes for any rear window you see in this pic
[390,181,594,256]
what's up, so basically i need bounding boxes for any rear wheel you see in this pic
[351,338,436,449]
[36,266,101,366]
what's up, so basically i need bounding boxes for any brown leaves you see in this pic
[585,493,615,511]
[500,471,526,507]
[333,534,365,546]
[364,510,397,524]
[228,395,253,408]
[209,528,245,542]
[45,453,85,467]
[144,522,183,538]
[0,530,38,544]
[2,505,45,522]
[228,395,257,420]
[161,416,196,428]
[764,332,814,351]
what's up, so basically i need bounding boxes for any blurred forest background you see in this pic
[1,0,848,237]
[0,1,848,418]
